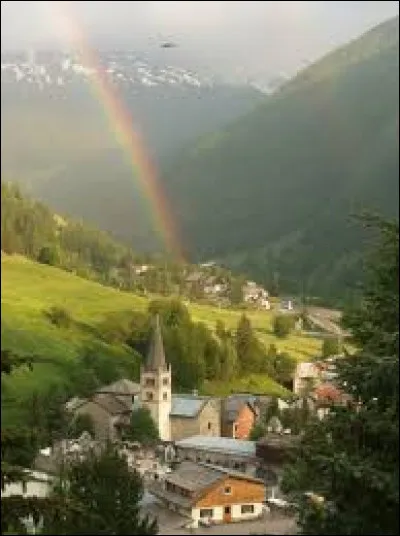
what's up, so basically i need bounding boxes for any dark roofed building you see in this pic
[221,396,257,440]
[96,379,141,411]
[170,395,221,441]
[148,461,266,528]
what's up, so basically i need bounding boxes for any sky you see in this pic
[1,1,399,80]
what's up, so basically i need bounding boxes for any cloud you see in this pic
[1,1,398,77]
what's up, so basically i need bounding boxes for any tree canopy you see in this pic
[282,216,399,535]
[44,445,158,535]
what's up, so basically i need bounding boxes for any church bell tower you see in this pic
[140,315,171,442]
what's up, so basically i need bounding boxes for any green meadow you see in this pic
[1,254,323,423]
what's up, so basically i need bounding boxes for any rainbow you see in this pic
[48,1,184,260]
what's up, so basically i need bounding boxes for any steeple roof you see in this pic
[145,314,168,371]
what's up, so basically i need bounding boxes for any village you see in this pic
[4,315,345,535]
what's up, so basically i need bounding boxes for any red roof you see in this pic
[314,383,342,404]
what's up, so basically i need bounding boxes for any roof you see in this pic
[145,315,168,371]
[170,395,210,418]
[96,379,140,397]
[314,383,343,404]
[150,461,264,507]
[222,396,257,423]
[64,396,86,412]
[175,435,256,458]
[165,461,224,493]
[92,393,131,416]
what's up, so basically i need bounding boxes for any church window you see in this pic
[163,392,168,400]
[145,378,155,387]
[162,378,169,386]
[146,392,154,401]
[207,422,212,430]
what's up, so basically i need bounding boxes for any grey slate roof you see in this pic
[170,395,210,418]
[97,379,140,397]
[92,393,131,416]
[145,315,168,371]
[166,461,223,492]
[175,435,256,458]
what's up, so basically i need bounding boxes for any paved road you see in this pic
[161,515,296,535]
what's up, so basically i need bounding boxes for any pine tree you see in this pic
[1,351,81,534]
[44,445,158,535]
[281,216,399,535]
[124,407,160,446]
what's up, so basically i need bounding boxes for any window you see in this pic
[241,505,254,514]
[162,378,169,386]
[224,486,232,495]
[207,422,212,430]
[200,509,213,518]
[146,392,153,401]
[145,378,155,387]
[163,392,168,400]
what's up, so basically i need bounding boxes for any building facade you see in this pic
[149,461,266,528]
[140,315,172,442]
[174,435,258,475]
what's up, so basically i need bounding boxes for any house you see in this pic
[221,396,257,439]
[203,276,227,296]
[174,435,258,476]
[73,391,132,443]
[242,281,270,308]
[170,394,221,441]
[266,416,283,434]
[96,378,141,407]
[2,470,53,498]
[65,380,141,443]
[293,361,320,395]
[148,461,266,528]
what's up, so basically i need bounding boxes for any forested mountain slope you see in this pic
[164,17,399,300]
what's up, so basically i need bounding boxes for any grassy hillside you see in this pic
[164,17,399,301]
[2,255,324,424]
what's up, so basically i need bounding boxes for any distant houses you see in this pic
[242,281,271,309]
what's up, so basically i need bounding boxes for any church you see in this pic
[67,315,222,443]
[139,315,221,442]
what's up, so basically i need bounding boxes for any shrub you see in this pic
[46,306,72,328]
[273,314,295,338]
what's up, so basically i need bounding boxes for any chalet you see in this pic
[221,396,258,439]
[174,435,258,475]
[148,461,266,528]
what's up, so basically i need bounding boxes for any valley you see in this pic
[1,5,399,535]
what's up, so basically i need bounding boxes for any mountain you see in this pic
[163,17,399,301]
[1,49,265,250]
